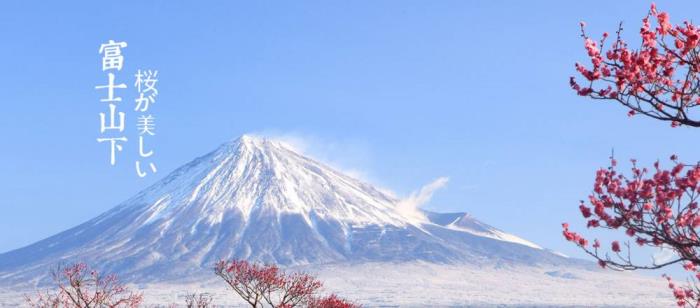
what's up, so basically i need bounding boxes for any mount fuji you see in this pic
[0,135,582,285]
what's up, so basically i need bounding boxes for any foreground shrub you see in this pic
[25,262,142,308]
[184,292,213,308]
[214,259,358,308]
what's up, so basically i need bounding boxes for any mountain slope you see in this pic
[0,135,581,285]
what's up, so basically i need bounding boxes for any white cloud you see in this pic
[247,130,376,182]
[652,245,676,265]
[397,177,449,222]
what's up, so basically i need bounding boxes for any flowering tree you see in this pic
[566,3,700,307]
[214,259,358,308]
[184,292,214,308]
[307,295,358,308]
[25,263,143,308]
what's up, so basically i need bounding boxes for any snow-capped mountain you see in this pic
[0,135,581,285]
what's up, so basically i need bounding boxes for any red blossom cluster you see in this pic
[570,3,700,127]
[664,274,700,307]
[563,156,700,268]
[214,259,358,308]
[25,263,143,308]
[307,295,361,308]
[563,155,700,307]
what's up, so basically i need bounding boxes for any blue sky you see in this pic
[1,1,699,268]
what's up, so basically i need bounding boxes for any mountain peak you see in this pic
[0,135,573,284]
[148,133,408,228]
[236,134,277,147]
[218,134,289,155]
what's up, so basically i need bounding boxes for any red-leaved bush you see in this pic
[567,3,700,307]
[214,259,358,308]
[25,263,143,308]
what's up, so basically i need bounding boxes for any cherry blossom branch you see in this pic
[570,4,700,127]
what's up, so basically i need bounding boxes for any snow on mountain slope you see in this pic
[0,262,672,307]
[0,135,582,286]
[423,211,542,249]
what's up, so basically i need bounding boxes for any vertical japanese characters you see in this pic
[96,40,128,166]
[134,70,158,177]
[95,40,159,178]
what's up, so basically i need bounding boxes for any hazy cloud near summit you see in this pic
[252,131,449,222]
[249,131,377,182]
[397,177,449,221]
